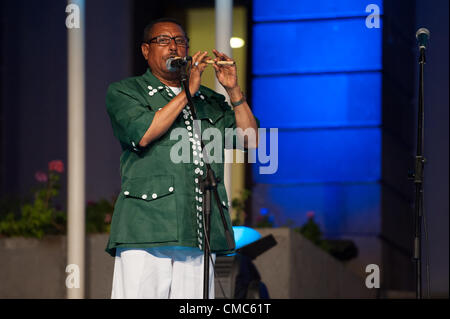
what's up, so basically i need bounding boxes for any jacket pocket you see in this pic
[123,175,175,201]
[118,175,178,243]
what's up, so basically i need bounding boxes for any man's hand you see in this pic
[189,51,209,95]
[211,50,258,149]
[212,49,244,103]
[212,49,238,91]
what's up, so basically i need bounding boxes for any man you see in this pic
[105,18,259,299]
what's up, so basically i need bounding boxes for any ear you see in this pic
[141,43,149,59]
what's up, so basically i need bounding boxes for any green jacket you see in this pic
[105,69,242,257]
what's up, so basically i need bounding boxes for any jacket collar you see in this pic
[138,69,223,123]
[141,68,165,87]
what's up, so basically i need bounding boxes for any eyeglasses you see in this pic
[147,35,189,47]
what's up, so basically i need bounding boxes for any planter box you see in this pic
[0,234,113,299]
[253,228,376,298]
[0,229,376,298]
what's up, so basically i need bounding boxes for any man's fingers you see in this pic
[212,49,224,59]
[199,51,209,63]
[197,51,208,58]
[191,51,205,63]
[221,52,232,61]
[213,49,232,61]
[192,51,209,68]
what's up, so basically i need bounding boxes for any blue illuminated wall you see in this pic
[251,0,383,232]
[250,0,416,290]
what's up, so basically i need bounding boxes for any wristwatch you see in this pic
[231,94,246,107]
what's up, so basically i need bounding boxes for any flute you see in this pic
[205,60,235,65]
[172,56,235,65]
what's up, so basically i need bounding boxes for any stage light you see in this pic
[233,226,262,249]
[215,227,276,299]
[230,37,245,48]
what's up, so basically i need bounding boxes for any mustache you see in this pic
[165,52,190,60]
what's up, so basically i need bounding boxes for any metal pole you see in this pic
[215,0,233,206]
[413,47,426,299]
[66,0,85,299]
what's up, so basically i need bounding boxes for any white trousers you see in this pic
[111,247,215,299]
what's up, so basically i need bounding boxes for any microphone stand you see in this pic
[179,64,235,299]
[410,46,426,299]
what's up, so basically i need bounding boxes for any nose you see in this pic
[168,38,177,51]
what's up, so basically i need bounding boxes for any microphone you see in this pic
[416,27,430,49]
[166,56,192,72]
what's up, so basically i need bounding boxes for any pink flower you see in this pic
[35,171,48,183]
[49,160,64,173]
[104,213,112,224]
[306,211,315,219]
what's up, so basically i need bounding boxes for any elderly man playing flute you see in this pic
[105,17,259,299]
